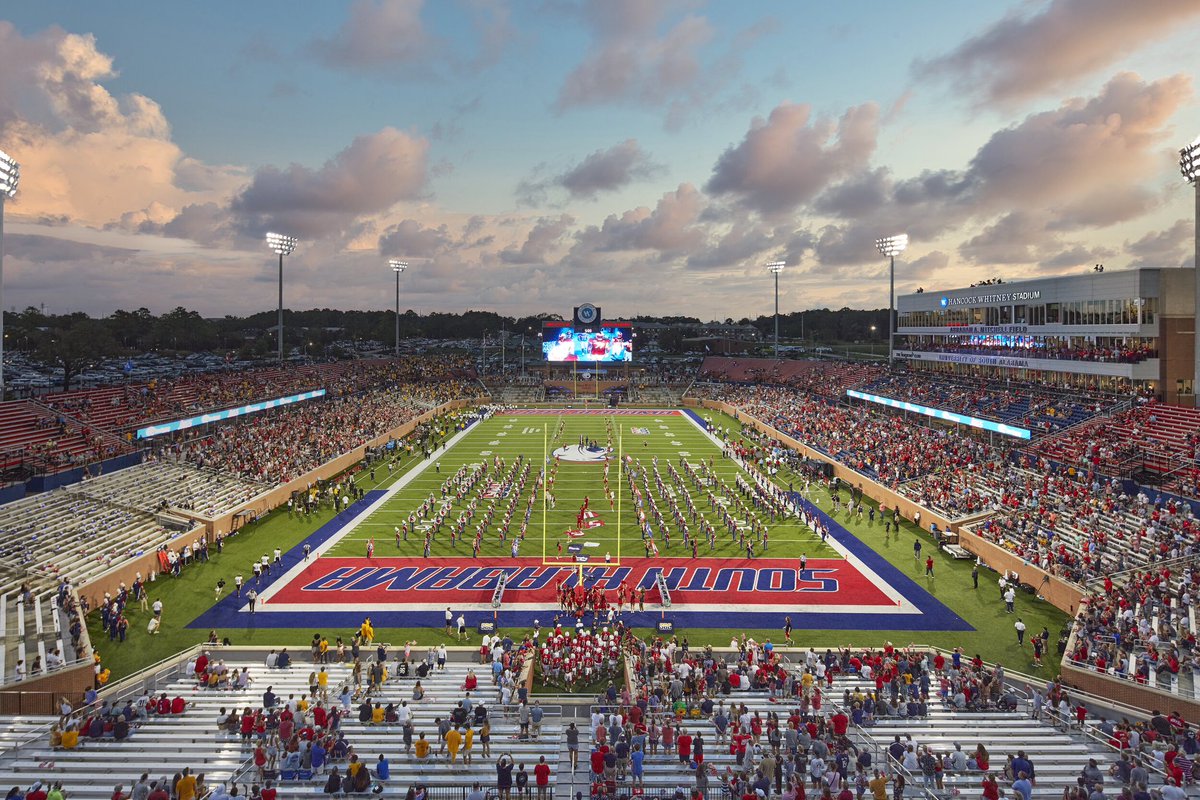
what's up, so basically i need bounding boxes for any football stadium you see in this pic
[0,3,1198,800]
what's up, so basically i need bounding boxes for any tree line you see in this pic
[5,305,891,390]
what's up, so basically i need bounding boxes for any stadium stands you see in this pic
[692,382,1002,488]
[697,357,883,398]
[0,356,480,481]
[1070,558,1200,700]
[0,648,555,799]
[860,372,1115,433]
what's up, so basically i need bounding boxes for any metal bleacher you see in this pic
[0,648,561,799]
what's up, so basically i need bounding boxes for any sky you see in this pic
[0,0,1197,321]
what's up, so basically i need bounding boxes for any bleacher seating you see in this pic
[0,650,559,799]
[861,372,1115,434]
[1033,402,1200,488]
[73,461,270,520]
[697,357,883,398]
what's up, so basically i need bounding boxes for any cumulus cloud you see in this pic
[572,183,707,258]
[377,219,454,259]
[1126,220,1195,267]
[804,73,1191,273]
[309,0,432,71]
[517,139,663,204]
[230,128,430,238]
[0,23,243,230]
[914,0,1200,105]
[706,102,879,216]
[554,0,715,111]
[500,215,575,264]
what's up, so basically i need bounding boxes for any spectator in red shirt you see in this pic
[534,756,551,800]
[677,729,693,764]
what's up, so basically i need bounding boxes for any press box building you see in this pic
[895,268,1196,405]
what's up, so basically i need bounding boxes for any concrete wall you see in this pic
[1061,660,1200,719]
[954,529,1086,613]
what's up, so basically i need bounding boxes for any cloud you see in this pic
[806,73,1190,270]
[706,102,879,216]
[1126,219,1195,267]
[377,219,454,258]
[554,0,715,111]
[558,139,662,199]
[914,0,1200,105]
[230,128,430,239]
[500,215,575,264]
[572,183,707,259]
[959,212,1052,265]
[517,139,663,204]
[0,23,241,229]
[308,0,432,71]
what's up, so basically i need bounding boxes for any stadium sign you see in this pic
[940,290,1041,307]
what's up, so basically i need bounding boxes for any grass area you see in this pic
[326,411,837,562]
[89,407,1069,684]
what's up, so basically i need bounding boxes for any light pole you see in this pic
[266,232,297,364]
[0,151,18,400]
[766,260,785,358]
[876,234,908,366]
[1180,136,1200,398]
[389,259,408,356]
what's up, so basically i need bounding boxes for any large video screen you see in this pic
[542,322,632,363]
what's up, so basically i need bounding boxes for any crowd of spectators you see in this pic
[696,358,883,399]
[898,339,1159,364]
[1069,561,1200,692]
[862,372,1113,432]
[613,636,1062,800]
[970,464,1200,585]
[156,380,478,485]
[694,382,1000,488]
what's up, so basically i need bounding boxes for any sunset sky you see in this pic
[0,0,1197,320]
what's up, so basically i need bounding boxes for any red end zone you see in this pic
[265,557,894,609]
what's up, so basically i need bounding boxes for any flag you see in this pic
[580,511,605,529]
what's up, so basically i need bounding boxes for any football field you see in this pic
[324,409,839,564]
[216,407,974,632]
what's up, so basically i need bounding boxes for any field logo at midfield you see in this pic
[552,444,610,463]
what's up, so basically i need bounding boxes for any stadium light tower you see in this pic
[389,259,408,356]
[1181,136,1200,399]
[0,150,19,400]
[876,233,908,365]
[766,260,785,358]
[266,232,298,364]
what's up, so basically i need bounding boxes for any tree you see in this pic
[107,307,155,349]
[151,307,218,351]
[37,320,118,391]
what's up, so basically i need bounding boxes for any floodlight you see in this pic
[765,261,786,358]
[0,148,16,399]
[266,231,298,255]
[876,234,908,258]
[389,259,408,273]
[1181,135,1200,184]
[0,150,19,198]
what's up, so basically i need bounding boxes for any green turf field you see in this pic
[87,406,1071,683]
[323,411,839,563]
